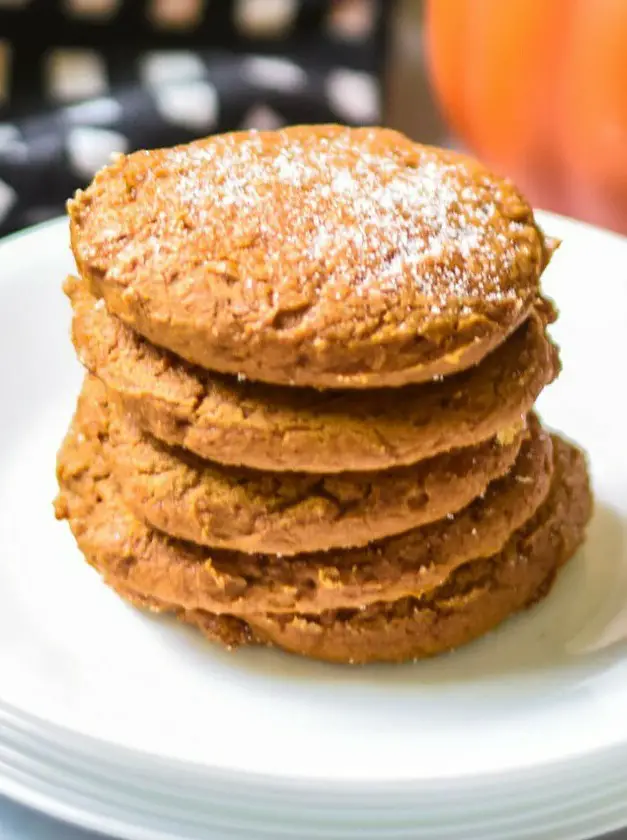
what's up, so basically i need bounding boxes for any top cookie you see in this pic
[69,125,550,389]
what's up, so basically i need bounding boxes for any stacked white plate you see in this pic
[0,214,626,840]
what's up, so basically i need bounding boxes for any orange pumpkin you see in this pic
[425,0,627,234]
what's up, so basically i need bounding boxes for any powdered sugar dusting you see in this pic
[123,127,538,315]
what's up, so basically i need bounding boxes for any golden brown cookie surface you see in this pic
[73,376,524,554]
[92,437,593,664]
[68,125,550,388]
[67,276,559,473]
[245,437,591,663]
[55,408,552,614]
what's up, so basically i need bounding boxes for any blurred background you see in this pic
[0,0,625,237]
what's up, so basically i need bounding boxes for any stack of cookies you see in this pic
[55,126,592,664]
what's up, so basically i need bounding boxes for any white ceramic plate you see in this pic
[0,213,626,839]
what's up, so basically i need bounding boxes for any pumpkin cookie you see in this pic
[56,394,553,615]
[68,125,551,389]
[96,437,593,664]
[74,376,524,554]
[58,416,553,615]
[67,276,559,473]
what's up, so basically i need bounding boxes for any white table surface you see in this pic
[1,796,627,840]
